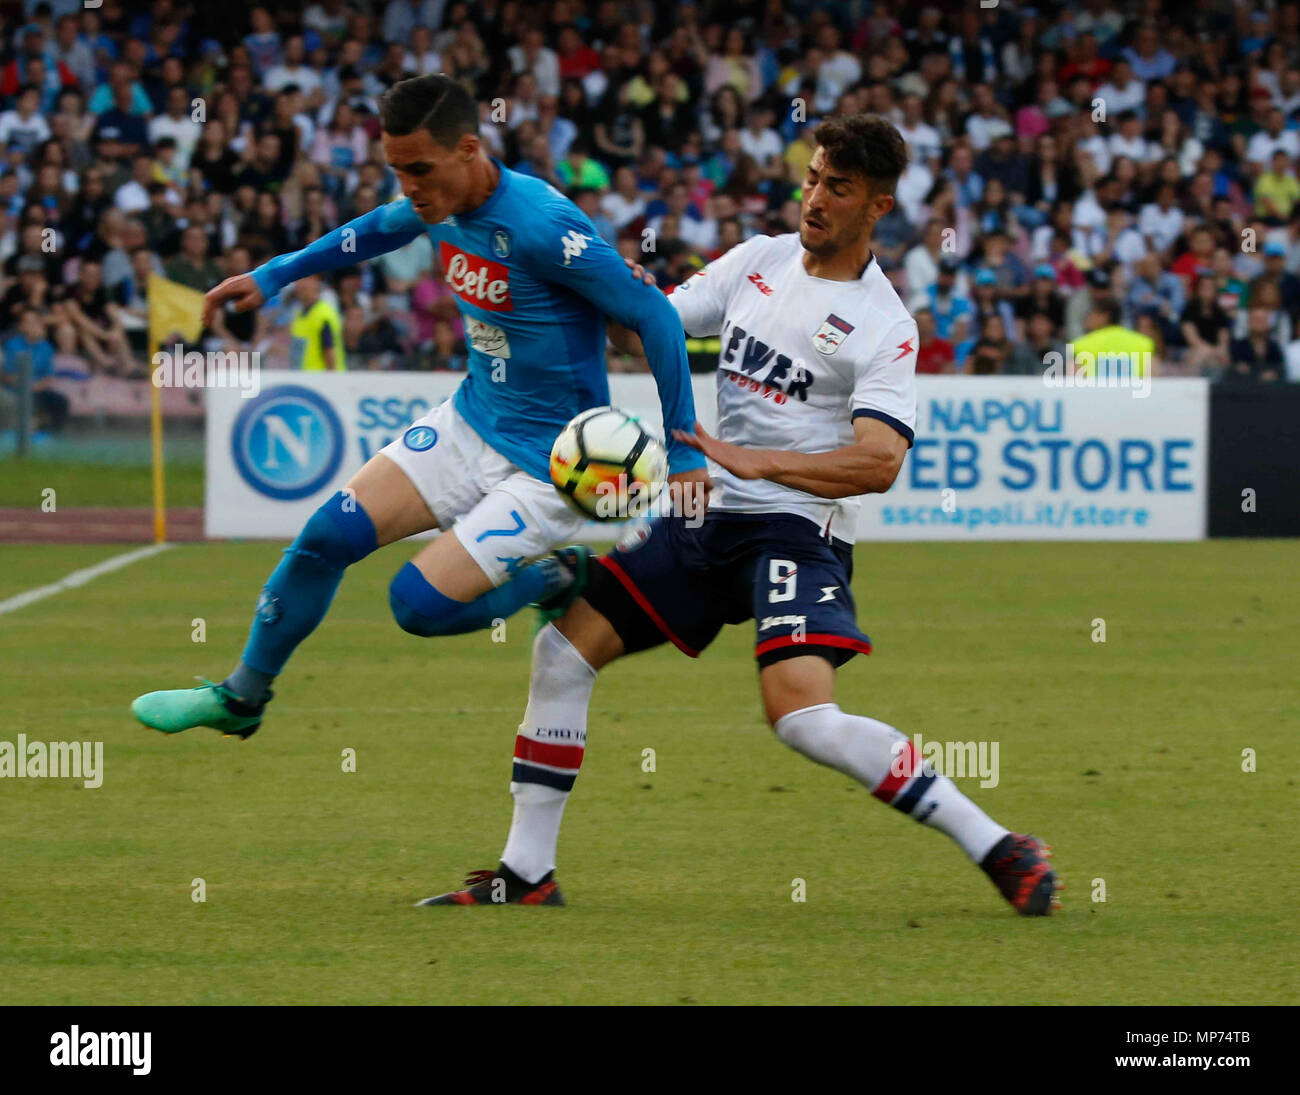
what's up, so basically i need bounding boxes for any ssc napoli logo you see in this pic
[231,385,344,501]
[491,229,511,258]
[403,425,438,451]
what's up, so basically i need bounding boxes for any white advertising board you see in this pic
[206,373,1207,541]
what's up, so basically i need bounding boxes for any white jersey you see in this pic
[669,233,918,543]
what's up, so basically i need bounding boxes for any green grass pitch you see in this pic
[1,539,1296,1004]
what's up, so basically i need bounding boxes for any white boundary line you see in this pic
[0,543,174,617]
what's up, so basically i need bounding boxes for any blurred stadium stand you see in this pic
[3,0,1300,454]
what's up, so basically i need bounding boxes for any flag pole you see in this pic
[150,347,166,543]
[146,274,206,544]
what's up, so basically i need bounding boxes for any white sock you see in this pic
[500,624,596,883]
[773,703,1009,862]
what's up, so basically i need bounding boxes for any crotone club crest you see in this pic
[812,313,855,356]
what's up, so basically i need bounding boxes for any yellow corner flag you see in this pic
[147,274,205,543]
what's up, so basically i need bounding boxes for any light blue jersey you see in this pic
[251,160,704,480]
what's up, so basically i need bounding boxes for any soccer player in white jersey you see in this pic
[422,116,1059,915]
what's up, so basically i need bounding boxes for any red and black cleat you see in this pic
[415,864,565,907]
[980,834,1060,916]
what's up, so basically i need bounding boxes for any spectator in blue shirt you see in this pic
[1126,253,1187,343]
[1124,24,1177,82]
[945,144,985,209]
[925,260,976,341]
[2,306,68,431]
[88,62,153,116]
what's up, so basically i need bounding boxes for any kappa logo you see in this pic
[812,313,855,356]
[747,271,773,296]
[561,230,590,265]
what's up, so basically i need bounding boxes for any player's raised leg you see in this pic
[417,598,624,906]
[131,452,437,738]
[385,461,592,641]
[760,655,1059,916]
[386,525,589,640]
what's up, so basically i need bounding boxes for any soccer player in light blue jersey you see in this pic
[133,75,709,740]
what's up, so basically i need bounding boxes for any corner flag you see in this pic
[147,275,205,543]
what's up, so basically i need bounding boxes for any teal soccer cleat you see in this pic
[131,679,268,739]
[532,544,594,631]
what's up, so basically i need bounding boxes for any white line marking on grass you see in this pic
[0,543,174,616]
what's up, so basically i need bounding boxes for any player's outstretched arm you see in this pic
[528,215,705,477]
[243,199,426,306]
[673,416,910,498]
[606,319,644,357]
[605,258,656,356]
[202,273,265,328]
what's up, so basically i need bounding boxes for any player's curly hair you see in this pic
[378,74,478,147]
[813,114,908,196]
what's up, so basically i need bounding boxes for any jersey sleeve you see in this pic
[851,316,919,447]
[667,236,757,337]
[521,198,705,474]
[251,196,426,299]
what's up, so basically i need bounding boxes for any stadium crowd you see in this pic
[4,0,1300,430]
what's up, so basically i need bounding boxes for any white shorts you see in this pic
[379,398,588,586]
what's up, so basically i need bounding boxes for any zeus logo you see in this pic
[720,323,814,400]
[561,230,590,265]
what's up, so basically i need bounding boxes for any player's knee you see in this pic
[388,561,480,637]
[763,684,824,730]
[389,562,441,636]
[771,702,840,747]
[291,491,378,570]
[532,621,602,682]
[551,602,623,670]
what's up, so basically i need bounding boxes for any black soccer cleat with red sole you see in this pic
[980,833,1060,916]
[415,863,565,907]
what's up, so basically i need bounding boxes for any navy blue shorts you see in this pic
[585,512,872,668]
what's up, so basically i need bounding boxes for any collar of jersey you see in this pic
[457,158,510,223]
[799,250,877,284]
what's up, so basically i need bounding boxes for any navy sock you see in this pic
[226,491,379,702]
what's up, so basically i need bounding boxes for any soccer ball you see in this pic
[549,406,667,521]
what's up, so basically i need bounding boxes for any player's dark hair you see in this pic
[813,114,908,196]
[378,74,478,148]
[1092,299,1120,326]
